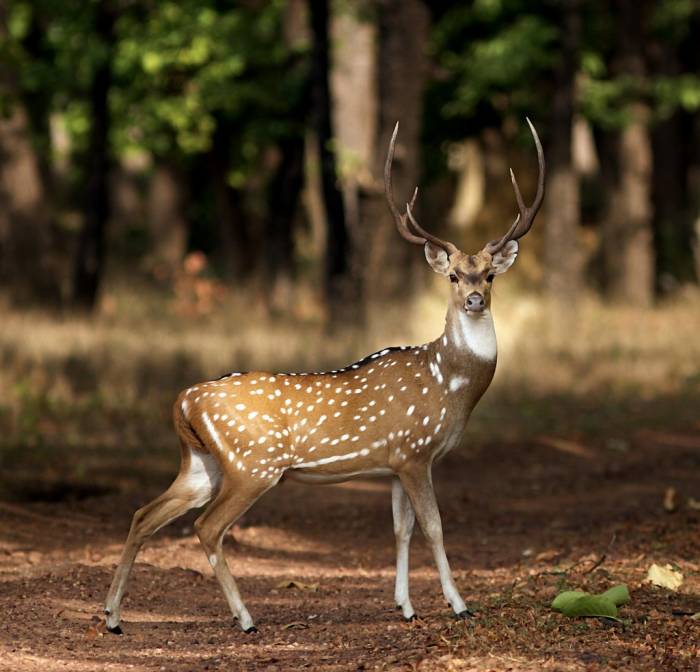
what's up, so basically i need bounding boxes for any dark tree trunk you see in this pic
[602,0,655,305]
[648,36,696,289]
[72,0,114,309]
[0,4,58,304]
[544,0,580,304]
[308,0,359,326]
[264,132,305,312]
[21,12,53,194]
[208,121,253,281]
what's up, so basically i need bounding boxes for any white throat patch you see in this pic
[449,310,497,361]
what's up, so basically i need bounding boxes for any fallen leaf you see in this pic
[553,593,618,619]
[551,590,587,611]
[275,580,319,592]
[552,584,629,620]
[601,584,630,606]
[645,564,683,591]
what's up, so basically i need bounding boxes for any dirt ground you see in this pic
[1,424,700,671]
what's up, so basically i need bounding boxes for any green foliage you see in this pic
[430,0,700,135]
[112,0,305,161]
[1,0,307,176]
[431,2,558,124]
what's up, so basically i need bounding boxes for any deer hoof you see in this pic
[405,614,418,622]
[456,609,475,620]
[244,626,258,634]
[107,625,123,635]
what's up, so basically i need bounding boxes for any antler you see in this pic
[385,123,458,255]
[484,118,545,256]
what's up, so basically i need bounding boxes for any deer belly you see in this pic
[285,466,393,484]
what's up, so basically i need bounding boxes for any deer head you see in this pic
[385,119,545,315]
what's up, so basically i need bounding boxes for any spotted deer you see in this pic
[104,119,545,634]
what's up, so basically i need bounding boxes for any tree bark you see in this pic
[359,0,429,308]
[72,0,115,309]
[0,5,58,304]
[648,35,696,289]
[264,132,305,312]
[544,0,580,304]
[602,0,655,305]
[147,161,189,282]
[208,121,253,281]
[308,0,359,326]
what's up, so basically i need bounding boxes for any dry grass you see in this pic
[0,283,698,494]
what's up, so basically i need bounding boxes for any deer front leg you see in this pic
[398,465,472,619]
[392,477,416,620]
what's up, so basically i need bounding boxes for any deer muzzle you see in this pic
[465,292,485,313]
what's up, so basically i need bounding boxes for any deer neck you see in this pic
[432,303,497,401]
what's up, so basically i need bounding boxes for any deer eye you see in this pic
[449,274,458,284]
[486,274,495,282]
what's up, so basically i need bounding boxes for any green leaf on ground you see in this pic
[601,584,630,606]
[551,590,587,611]
[551,584,629,620]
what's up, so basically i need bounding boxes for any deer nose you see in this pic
[465,292,485,313]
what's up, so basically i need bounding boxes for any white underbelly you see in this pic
[284,467,394,485]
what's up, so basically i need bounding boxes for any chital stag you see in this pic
[104,119,545,634]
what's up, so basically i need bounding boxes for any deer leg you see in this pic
[104,448,219,633]
[398,465,470,618]
[392,477,416,620]
[194,475,276,633]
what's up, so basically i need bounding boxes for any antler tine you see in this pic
[484,214,521,255]
[484,118,546,256]
[385,123,425,245]
[385,122,458,255]
[406,202,458,255]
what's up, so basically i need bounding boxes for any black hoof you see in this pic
[456,609,475,619]
[244,626,258,634]
[405,614,418,622]
[107,625,123,635]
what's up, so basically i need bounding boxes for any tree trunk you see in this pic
[603,0,655,305]
[208,121,253,281]
[147,162,189,282]
[72,0,114,309]
[264,132,305,312]
[0,5,58,304]
[544,0,580,304]
[308,0,359,326]
[359,0,429,309]
[648,35,696,289]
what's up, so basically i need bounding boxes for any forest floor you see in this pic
[1,417,700,671]
[1,293,700,670]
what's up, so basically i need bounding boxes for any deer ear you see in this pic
[424,242,451,275]
[491,240,518,275]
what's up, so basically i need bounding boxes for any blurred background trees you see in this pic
[1,0,699,321]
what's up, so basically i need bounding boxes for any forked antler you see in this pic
[384,123,458,256]
[484,118,545,255]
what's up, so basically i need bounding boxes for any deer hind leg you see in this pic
[398,465,471,619]
[392,477,417,620]
[104,446,221,633]
[194,474,277,633]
